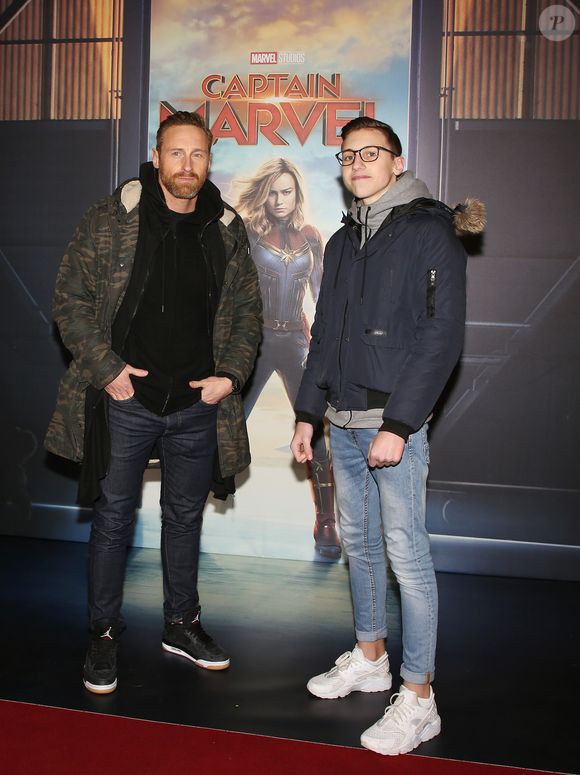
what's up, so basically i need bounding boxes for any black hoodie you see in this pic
[113,162,226,415]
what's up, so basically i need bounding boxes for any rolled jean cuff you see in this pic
[355,628,388,643]
[400,666,435,685]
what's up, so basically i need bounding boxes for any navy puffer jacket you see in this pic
[294,198,467,440]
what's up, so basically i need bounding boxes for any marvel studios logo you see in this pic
[250,51,306,64]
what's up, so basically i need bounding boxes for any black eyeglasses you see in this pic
[335,146,398,166]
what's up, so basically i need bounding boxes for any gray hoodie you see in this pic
[350,171,431,247]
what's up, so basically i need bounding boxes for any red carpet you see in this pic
[0,699,561,775]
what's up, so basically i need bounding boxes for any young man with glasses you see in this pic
[291,117,476,755]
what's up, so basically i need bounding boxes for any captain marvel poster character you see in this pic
[234,158,340,559]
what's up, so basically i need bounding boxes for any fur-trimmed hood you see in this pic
[449,197,487,235]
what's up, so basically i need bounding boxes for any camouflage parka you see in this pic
[45,176,262,479]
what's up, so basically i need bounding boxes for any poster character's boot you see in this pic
[310,458,341,559]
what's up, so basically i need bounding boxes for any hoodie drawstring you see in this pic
[161,238,166,313]
[359,206,370,304]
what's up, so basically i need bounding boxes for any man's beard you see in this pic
[160,170,202,200]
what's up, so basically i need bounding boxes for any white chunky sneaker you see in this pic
[360,684,441,756]
[307,645,392,699]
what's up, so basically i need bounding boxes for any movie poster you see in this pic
[142,0,413,561]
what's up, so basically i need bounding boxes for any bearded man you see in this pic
[46,111,262,693]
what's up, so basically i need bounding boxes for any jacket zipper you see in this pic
[337,298,349,401]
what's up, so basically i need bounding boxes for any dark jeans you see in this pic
[88,396,217,629]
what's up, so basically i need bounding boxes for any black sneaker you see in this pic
[83,625,119,694]
[162,611,230,670]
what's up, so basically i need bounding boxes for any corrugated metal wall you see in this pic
[441,0,578,119]
[0,0,123,120]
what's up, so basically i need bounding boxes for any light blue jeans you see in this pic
[330,423,437,684]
